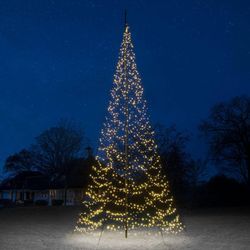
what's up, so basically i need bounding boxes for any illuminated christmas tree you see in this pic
[75,19,184,237]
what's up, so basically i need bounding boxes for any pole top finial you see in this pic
[124,9,128,27]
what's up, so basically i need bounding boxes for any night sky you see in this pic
[1,0,250,174]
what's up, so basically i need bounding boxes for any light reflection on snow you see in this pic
[65,230,191,250]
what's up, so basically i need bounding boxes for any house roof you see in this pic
[0,171,43,190]
[0,169,90,190]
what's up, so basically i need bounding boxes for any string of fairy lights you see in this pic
[75,24,184,236]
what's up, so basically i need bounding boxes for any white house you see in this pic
[0,171,87,206]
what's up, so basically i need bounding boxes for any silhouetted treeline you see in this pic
[1,95,250,208]
[154,95,250,207]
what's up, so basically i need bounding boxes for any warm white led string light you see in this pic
[75,23,184,237]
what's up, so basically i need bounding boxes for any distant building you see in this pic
[0,170,89,206]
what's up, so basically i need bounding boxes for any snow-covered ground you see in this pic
[0,206,249,250]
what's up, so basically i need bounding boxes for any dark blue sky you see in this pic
[1,0,250,174]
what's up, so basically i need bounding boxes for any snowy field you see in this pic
[0,206,250,250]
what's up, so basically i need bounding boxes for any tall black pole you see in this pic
[124,9,129,239]
[124,9,127,27]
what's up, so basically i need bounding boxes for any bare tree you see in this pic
[4,149,35,173]
[200,96,250,186]
[154,124,191,201]
[32,120,88,204]
[186,158,208,187]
